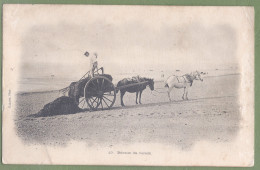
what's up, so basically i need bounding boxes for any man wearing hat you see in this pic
[84,51,103,77]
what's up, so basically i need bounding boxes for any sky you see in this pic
[4,5,253,80]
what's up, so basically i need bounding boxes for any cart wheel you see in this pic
[84,76,116,111]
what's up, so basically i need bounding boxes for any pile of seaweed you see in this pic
[33,96,82,117]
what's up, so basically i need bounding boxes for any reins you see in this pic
[150,89,167,96]
[153,89,166,94]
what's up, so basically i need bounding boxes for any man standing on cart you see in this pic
[84,51,103,77]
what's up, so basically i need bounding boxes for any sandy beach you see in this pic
[15,74,241,150]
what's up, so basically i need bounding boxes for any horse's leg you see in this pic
[167,86,174,102]
[182,87,186,100]
[120,90,126,107]
[185,86,189,100]
[136,92,139,104]
[139,90,143,104]
[186,91,189,100]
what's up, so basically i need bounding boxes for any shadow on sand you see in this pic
[107,95,236,111]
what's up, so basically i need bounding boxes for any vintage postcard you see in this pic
[2,5,254,166]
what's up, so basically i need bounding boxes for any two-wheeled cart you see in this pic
[76,70,148,111]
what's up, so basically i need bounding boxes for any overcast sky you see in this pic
[4,5,253,79]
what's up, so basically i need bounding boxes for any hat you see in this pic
[84,51,89,57]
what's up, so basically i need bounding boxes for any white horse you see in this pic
[164,71,204,101]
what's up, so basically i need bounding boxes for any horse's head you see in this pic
[147,78,154,91]
[193,71,203,82]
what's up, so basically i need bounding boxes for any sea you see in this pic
[17,67,240,93]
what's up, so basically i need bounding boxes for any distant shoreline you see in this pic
[204,73,240,78]
[16,73,240,95]
[17,90,60,95]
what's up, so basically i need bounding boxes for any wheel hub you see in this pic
[97,91,103,98]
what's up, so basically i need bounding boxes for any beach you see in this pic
[14,73,241,150]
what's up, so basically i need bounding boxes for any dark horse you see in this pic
[116,76,154,106]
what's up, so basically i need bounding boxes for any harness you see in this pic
[185,74,194,86]
[165,73,196,87]
[123,76,148,89]
[176,76,187,83]
[132,76,141,83]
[176,75,193,86]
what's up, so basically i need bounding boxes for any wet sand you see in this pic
[15,74,241,150]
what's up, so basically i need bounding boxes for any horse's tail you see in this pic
[164,78,169,88]
[116,81,122,94]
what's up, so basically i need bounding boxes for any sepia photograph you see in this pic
[2,5,254,166]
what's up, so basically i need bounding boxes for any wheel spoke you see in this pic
[91,81,98,89]
[103,95,113,103]
[92,97,98,104]
[101,79,104,91]
[82,100,85,108]
[96,79,100,91]
[102,98,109,107]
[95,98,100,108]
[91,81,95,86]
[89,98,94,105]
[97,98,101,109]
[79,98,85,104]
[97,98,102,109]
[91,99,97,108]
[87,85,97,92]
[89,97,97,106]
[100,98,104,109]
